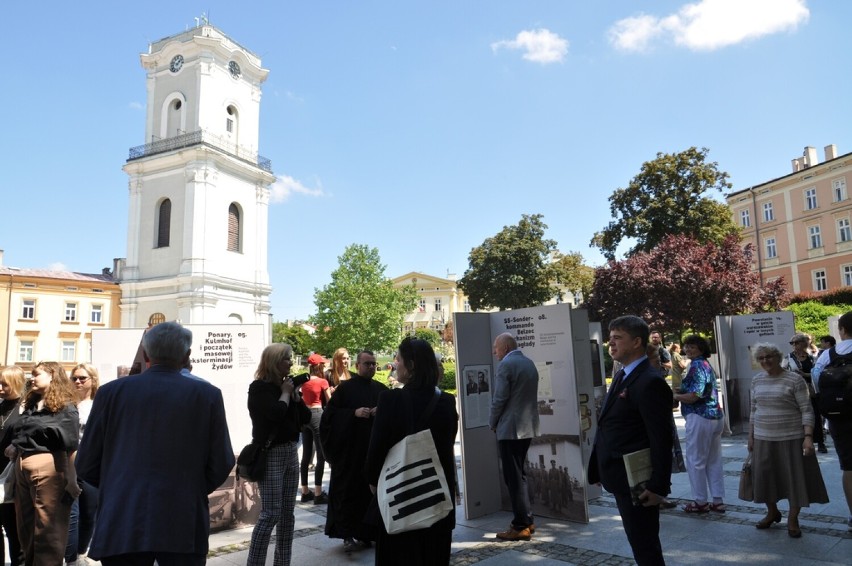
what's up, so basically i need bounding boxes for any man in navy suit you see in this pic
[588,315,672,566]
[490,332,540,541]
[77,322,235,565]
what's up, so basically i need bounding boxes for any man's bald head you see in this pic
[493,332,517,361]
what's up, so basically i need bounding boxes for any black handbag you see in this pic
[237,436,273,482]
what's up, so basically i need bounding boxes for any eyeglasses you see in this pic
[756,356,775,362]
[71,376,90,382]
[360,362,378,367]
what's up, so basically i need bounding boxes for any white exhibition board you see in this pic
[454,304,595,523]
[714,312,795,434]
[92,324,265,450]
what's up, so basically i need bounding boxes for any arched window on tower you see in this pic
[227,203,241,252]
[167,98,183,138]
[225,105,239,141]
[157,199,171,248]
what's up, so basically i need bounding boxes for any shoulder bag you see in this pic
[236,434,275,483]
[738,454,753,501]
[376,387,453,534]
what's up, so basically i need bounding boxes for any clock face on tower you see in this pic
[228,60,241,79]
[169,54,184,73]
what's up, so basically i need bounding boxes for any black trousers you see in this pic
[613,491,665,566]
[101,552,206,566]
[498,438,533,528]
[0,502,23,566]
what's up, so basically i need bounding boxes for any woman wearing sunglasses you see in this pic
[65,364,100,565]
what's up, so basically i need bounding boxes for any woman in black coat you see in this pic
[366,338,458,565]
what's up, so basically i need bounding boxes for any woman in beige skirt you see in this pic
[748,343,829,538]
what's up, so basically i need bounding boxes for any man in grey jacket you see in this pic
[490,332,540,541]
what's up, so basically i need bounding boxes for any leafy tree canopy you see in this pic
[458,214,558,311]
[413,328,442,348]
[311,244,418,355]
[271,322,314,357]
[551,251,595,300]
[585,234,789,334]
[591,147,740,260]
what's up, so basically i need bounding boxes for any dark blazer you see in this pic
[588,359,673,497]
[76,365,235,559]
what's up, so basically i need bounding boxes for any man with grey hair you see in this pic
[77,322,235,565]
[490,332,540,541]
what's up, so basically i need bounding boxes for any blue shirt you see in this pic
[681,357,723,420]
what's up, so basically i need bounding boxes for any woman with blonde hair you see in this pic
[3,362,80,563]
[0,366,26,565]
[247,343,302,566]
[325,348,352,395]
[65,363,100,565]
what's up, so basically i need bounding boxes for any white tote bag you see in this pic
[376,390,453,534]
[0,461,14,504]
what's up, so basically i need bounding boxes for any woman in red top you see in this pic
[300,353,330,504]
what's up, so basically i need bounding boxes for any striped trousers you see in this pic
[247,442,299,566]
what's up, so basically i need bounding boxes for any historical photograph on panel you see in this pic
[461,365,493,429]
[497,434,588,523]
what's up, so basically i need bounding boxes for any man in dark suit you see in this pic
[490,332,540,541]
[588,315,673,566]
[77,322,235,566]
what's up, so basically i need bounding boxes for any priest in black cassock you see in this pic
[320,350,387,553]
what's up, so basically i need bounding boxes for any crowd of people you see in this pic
[1,311,850,566]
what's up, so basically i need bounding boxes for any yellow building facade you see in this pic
[727,144,852,293]
[0,258,121,373]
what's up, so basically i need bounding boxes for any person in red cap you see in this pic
[300,353,331,504]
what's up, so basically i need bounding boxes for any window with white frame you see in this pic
[434,298,442,312]
[843,265,852,287]
[419,298,426,312]
[61,341,76,362]
[740,209,751,227]
[90,304,103,324]
[814,269,828,292]
[809,225,823,249]
[18,340,33,362]
[763,202,774,222]
[463,300,470,312]
[805,187,818,210]
[834,178,847,202]
[839,218,852,243]
[21,299,35,320]
[64,303,77,322]
[765,237,777,259]
[573,293,582,306]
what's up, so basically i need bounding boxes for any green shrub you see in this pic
[785,301,852,337]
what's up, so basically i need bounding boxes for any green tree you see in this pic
[591,147,739,260]
[311,244,418,355]
[459,214,558,311]
[271,322,314,356]
[786,301,852,338]
[413,328,441,347]
[551,251,595,301]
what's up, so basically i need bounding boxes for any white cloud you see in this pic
[491,28,569,64]
[269,175,325,204]
[609,0,809,52]
[128,101,144,110]
[47,262,68,272]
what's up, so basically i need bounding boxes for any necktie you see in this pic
[605,368,626,407]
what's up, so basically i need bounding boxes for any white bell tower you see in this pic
[120,24,273,337]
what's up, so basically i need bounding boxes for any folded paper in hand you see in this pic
[623,448,652,506]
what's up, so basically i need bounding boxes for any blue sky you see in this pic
[1,1,849,321]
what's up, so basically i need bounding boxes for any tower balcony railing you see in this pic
[128,129,272,172]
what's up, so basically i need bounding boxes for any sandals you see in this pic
[682,502,709,514]
[709,503,726,513]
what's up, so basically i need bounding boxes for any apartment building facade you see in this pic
[727,144,852,294]
[0,256,121,372]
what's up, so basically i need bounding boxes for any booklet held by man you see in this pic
[622,448,652,506]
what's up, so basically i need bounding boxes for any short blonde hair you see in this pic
[70,363,100,400]
[0,366,26,399]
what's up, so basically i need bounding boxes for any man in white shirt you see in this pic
[811,311,852,532]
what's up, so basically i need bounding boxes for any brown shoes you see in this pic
[496,526,532,541]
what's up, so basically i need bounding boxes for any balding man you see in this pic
[490,332,540,541]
